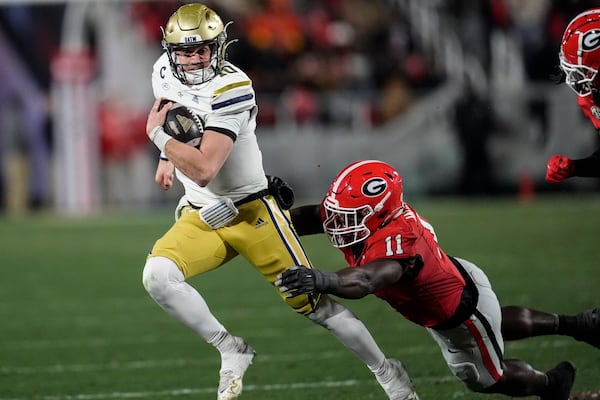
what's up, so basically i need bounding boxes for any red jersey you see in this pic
[340,204,466,327]
[577,95,600,130]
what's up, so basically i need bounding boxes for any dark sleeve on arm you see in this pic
[205,126,236,142]
[290,205,324,236]
[573,147,600,177]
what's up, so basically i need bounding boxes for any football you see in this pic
[159,100,203,148]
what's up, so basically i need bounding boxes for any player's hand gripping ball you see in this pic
[159,100,203,148]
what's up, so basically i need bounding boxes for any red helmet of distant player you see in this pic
[321,160,404,248]
[560,8,600,96]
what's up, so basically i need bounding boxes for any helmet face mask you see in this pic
[322,160,404,248]
[162,4,231,86]
[560,53,597,96]
[323,201,374,248]
[165,39,223,85]
[560,9,600,96]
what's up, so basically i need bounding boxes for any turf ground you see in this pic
[1,196,599,399]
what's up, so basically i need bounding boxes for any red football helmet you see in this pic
[560,8,600,96]
[321,160,404,248]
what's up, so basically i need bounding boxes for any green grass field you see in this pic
[1,196,599,399]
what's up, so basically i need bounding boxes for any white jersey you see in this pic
[151,53,267,207]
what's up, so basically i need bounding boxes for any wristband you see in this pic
[314,269,339,292]
[149,126,172,152]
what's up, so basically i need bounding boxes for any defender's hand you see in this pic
[275,265,337,298]
[546,155,575,183]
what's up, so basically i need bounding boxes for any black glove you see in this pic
[275,265,338,298]
[266,174,295,210]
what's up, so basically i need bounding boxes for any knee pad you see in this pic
[142,256,184,301]
[449,362,485,391]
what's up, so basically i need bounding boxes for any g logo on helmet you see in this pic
[582,30,600,51]
[362,178,387,197]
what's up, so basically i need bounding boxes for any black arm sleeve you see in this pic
[573,148,600,177]
[290,205,324,236]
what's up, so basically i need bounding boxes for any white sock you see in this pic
[142,256,227,342]
[373,358,390,377]
[309,296,386,370]
[209,331,242,353]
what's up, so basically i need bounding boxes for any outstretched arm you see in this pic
[290,204,324,236]
[276,258,408,299]
[572,148,600,177]
[546,148,600,183]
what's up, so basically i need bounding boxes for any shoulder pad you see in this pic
[210,66,256,114]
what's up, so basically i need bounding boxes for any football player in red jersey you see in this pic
[277,160,599,400]
[546,8,600,183]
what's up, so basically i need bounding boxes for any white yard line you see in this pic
[0,377,462,400]
[0,380,358,400]
[0,340,579,399]
[1,339,574,375]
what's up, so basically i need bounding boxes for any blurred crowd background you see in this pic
[1,0,599,216]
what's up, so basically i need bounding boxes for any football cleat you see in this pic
[375,359,420,400]
[217,337,256,400]
[541,361,576,400]
[573,308,600,348]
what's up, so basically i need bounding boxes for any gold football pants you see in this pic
[148,195,319,315]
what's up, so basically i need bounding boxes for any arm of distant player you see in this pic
[546,148,600,183]
[572,148,600,177]
[276,258,413,299]
[290,204,323,235]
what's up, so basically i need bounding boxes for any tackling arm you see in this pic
[334,259,406,298]
[276,258,407,299]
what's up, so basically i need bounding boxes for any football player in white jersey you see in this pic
[143,4,417,400]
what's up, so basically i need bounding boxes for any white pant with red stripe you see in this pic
[426,257,504,391]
